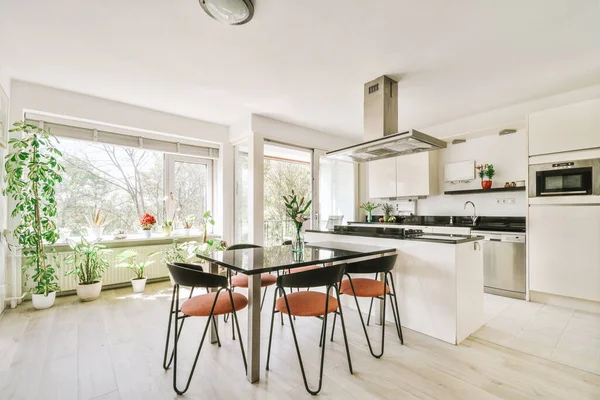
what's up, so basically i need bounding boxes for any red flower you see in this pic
[139,213,157,229]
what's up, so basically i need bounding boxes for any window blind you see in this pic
[24,117,220,159]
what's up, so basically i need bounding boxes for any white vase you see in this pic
[142,230,152,238]
[32,291,56,310]
[88,226,105,239]
[131,277,147,293]
[76,281,102,302]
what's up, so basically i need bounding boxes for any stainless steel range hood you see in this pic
[326,75,447,163]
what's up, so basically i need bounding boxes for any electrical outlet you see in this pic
[496,198,504,204]
[507,198,515,204]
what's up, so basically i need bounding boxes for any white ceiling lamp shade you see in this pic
[199,0,254,25]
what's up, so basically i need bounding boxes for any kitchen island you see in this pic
[305,226,484,345]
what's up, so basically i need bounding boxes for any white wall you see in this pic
[417,130,527,216]
[0,66,9,314]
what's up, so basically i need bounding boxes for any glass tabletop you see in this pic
[196,241,396,275]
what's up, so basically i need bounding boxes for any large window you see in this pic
[55,137,212,236]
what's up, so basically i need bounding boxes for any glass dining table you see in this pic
[196,241,396,383]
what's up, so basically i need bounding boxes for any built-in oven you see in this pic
[529,158,600,197]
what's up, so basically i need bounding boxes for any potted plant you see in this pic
[283,190,312,254]
[199,210,215,243]
[3,121,64,309]
[117,249,159,293]
[161,221,173,237]
[476,164,496,189]
[382,203,396,223]
[161,192,176,237]
[139,213,156,238]
[64,237,111,301]
[86,208,113,239]
[359,201,380,223]
[183,215,195,235]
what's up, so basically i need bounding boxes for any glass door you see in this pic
[263,143,313,247]
[317,155,356,230]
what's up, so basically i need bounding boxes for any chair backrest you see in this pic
[167,262,227,288]
[282,240,291,245]
[277,264,345,289]
[344,254,398,274]
[227,243,262,251]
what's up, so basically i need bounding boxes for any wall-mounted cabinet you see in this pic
[529,98,600,156]
[368,152,438,199]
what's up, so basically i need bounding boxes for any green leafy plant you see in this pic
[283,189,312,233]
[382,203,394,219]
[64,237,111,285]
[3,121,65,296]
[359,201,380,213]
[162,238,227,265]
[117,249,159,280]
[183,215,195,229]
[476,163,495,180]
[200,210,215,244]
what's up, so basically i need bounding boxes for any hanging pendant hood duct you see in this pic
[326,75,447,162]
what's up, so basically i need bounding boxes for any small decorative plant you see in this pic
[476,163,496,189]
[283,190,312,253]
[3,121,65,307]
[382,203,396,223]
[139,213,157,230]
[65,237,111,301]
[359,201,380,223]
[161,192,176,236]
[183,215,195,230]
[117,249,160,292]
[86,208,113,239]
[199,210,215,244]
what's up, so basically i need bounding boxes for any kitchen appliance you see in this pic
[529,158,600,197]
[472,230,526,299]
[326,76,447,163]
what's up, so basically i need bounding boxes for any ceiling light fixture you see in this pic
[199,0,254,25]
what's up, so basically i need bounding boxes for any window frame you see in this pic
[164,153,214,229]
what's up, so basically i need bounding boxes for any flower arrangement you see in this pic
[359,201,381,223]
[476,164,496,189]
[283,190,311,253]
[139,213,157,230]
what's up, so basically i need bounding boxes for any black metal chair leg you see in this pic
[266,287,280,370]
[346,274,387,359]
[173,290,222,395]
[212,316,222,347]
[335,287,353,374]
[228,290,247,372]
[330,311,337,341]
[365,272,379,326]
[387,272,404,344]
[164,286,194,370]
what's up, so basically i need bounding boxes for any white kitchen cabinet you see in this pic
[368,157,397,198]
[431,226,472,235]
[396,152,438,197]
[529,205,600,302]
[529,98,600,156]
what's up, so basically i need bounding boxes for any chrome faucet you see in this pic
[464,201,479,225]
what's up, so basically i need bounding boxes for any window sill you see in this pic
[52,233,221,252]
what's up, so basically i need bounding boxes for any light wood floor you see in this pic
[1,281,599,400]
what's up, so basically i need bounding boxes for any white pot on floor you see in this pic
[76,281,102,301]
[131,277,147,293]
[32,291,56,310]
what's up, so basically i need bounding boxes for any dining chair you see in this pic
[163,262,248,395]
[227,244,277,310]
[266,263,353,396]
[331,255,403,358]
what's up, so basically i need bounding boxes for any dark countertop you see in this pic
[196,242,395,275]
[306,229,483,245]
[348,215,526,233]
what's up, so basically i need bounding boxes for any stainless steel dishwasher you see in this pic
[472,230,526,299]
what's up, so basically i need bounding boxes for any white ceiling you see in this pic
[1,0,599,140]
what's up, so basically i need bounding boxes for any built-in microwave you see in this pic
[529,158,600,197]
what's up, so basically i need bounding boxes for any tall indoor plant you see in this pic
[65,238,111,301]
[3,121,65,309]
[283,190,311,253]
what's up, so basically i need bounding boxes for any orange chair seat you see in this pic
[181,292,248,317]
[288,265,320,274]
[340,278,390,298]
[231,273,277,288]
[275,291,338,317]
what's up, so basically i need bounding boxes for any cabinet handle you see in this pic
[474,242,481,251]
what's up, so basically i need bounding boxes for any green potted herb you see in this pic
[3,122,65,309]
[476,163,496,189]
[64,237,111,301]
[117,249,159,293]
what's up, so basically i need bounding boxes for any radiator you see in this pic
[24,243,175,293]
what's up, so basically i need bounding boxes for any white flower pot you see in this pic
[88,226,105,239]
[32,291,56,310]
[76,281,102,302]
[142,230,152,238]
[131,277,147,293]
